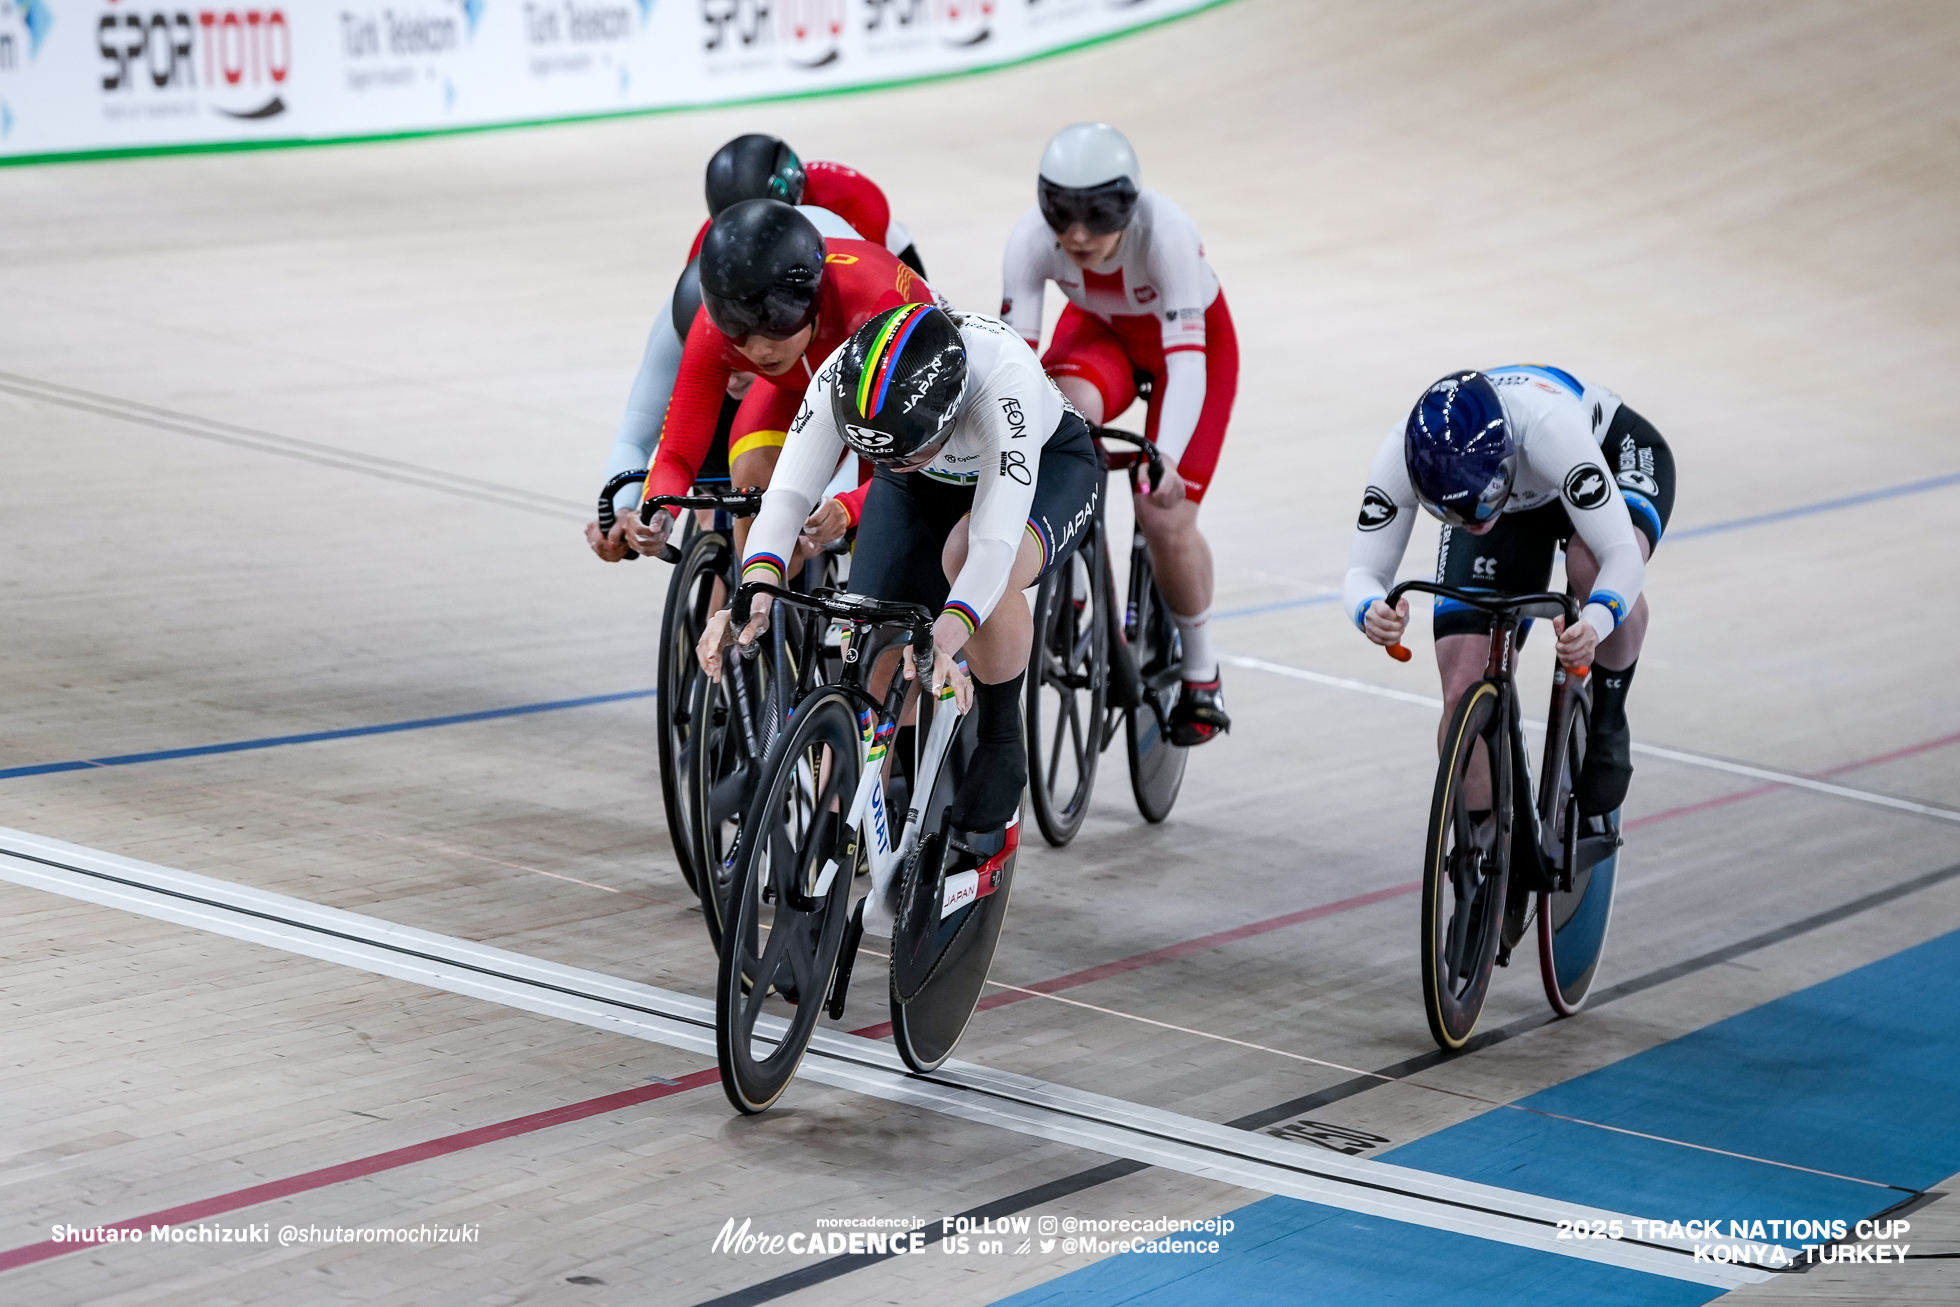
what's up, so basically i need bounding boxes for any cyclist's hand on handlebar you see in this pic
[801,497,851,548]
[585,517,635,563]
[1139,462,1187,508]
[1363,597,1409,647]
[1550,615,1598,672]
[697,597,773,681]
[623,506,675,556]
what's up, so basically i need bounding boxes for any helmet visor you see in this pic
[1418,470,1513,529]
[1038,178,1139,236]
[704,280,819,343]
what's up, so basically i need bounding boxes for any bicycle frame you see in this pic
[732,582,970,917]
[1386,581,1590,890]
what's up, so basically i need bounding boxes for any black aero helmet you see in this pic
[1404,371,1517,528]
[705,133,806,216]
[829,305,968,466]
[698,199,827,342]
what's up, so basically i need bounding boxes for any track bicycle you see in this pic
[715,581,1022,1113]
[596,478,838,949]
[1382,580,1625,1051]
[1023,427,1188,845]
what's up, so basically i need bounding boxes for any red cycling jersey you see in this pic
[685,161,897,262]
[643,240,933,505]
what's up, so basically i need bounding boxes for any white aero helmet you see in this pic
[1037,123,1142,235]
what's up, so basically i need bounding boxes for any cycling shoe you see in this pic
[1576,724,1633,815]
[947,737,1026,832]
[1169,677,1231,747]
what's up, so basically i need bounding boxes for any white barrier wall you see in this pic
[0,0,1218,161]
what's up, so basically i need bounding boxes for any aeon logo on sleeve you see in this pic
[95,3,293,120]
[702,0,844,70]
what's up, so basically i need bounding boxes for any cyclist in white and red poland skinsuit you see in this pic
[1001,123,1238,746]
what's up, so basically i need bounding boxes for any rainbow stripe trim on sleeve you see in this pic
[1025,519,1053,574]
[854,303,933,418]
[942,600,981,636]
[742,552,787,584]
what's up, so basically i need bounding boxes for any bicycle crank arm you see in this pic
[824,900,866,1021]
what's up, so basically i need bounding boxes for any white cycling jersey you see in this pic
[743,313,1070,633]
[1000,190,1219,463]
[1342,365,1643,644]
[601,205,862,515]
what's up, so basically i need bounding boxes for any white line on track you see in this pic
[0,825,1766,1289]
[1224,654,1960,825]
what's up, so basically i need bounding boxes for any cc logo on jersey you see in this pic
[1564,464,1612,510]
[845,423,894,449]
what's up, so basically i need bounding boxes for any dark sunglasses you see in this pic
[1038,178,1139,236]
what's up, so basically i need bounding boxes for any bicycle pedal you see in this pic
[1495,944,1512,968]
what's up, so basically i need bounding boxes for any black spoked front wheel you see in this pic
[1027,531,1108,846]
[658,525,726,895]
[691,640,778,954]
[716,690,860,1114]
[1538,674,1619,1015]
[1125,549,1187,823]
[1421,680,1512,1050]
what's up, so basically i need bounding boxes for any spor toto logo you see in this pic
[97,5,292,119]
[701,0,845,69]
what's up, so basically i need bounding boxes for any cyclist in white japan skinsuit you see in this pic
[703,307,1102,866]
[999,123,1240,747]
[1344,366,1676,815]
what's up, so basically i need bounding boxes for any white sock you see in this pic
[1172,607,1217,683]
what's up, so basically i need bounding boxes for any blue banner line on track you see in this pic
[8,471,1951,780]
[0,689,657,780]
[998,927,1960,1306]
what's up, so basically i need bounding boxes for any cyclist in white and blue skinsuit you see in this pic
[1342,366,1676,814]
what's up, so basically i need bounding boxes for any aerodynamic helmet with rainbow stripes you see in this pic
[829,304,969,466]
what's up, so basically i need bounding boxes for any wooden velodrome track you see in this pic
[4,2,1958,1303]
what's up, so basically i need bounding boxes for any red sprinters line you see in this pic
[1627,727,1960,831]
[10,730,1954,1271]
[0,1069,719,1274]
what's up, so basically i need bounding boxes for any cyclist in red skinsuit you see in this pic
[683,160,920,273]
[1001,123,1238,747]
[623,222,935,555]
[588,137,924,562]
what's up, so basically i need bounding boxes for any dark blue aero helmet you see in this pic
[1404,371,1516,528]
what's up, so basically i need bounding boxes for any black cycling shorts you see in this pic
[1434,405,1674,640]
[849,412,1101,613]
[690,392,740,485]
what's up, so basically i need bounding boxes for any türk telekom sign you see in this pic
[0,0,1219,160]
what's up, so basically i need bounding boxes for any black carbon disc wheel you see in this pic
[1026,531,1107,847]
[658,527,727,895]
[1538,679,1619,1015]
[716,690,859,1114]
[889,711,1021,1074]
[1421,680,1512,1051]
